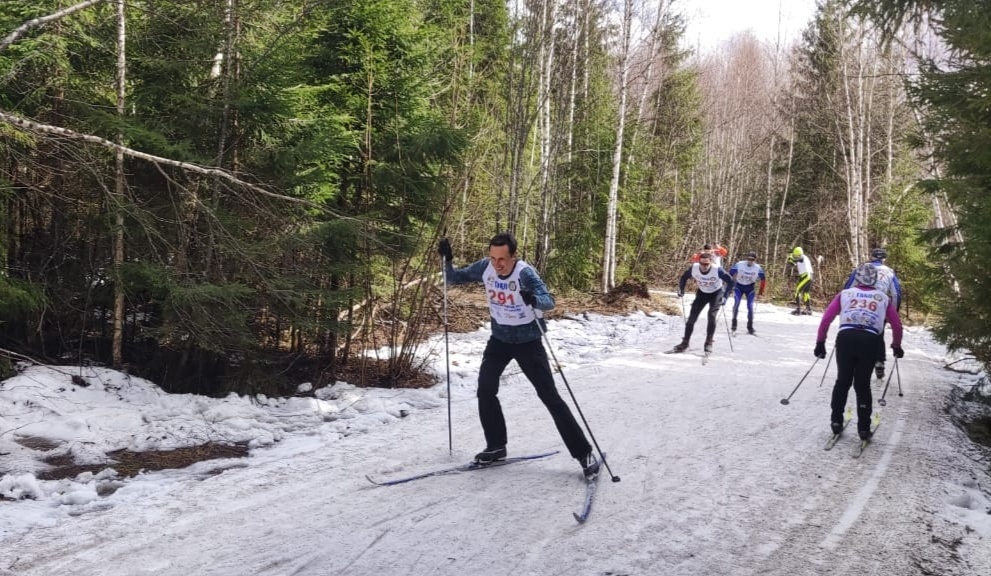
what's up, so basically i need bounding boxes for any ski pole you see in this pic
[780,357,820,405]
[721,304,734,352]
[441,242,452,456]
[533,310,621,483]
[818,343,836,387]
[877,359,897,406]
[680,294,686,325]
[896,356,903,397]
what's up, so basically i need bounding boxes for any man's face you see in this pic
[746,257,756,266]
[489,244,515,276]
[698,257,711,271]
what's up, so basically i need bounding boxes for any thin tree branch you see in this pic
[0,108,335,212]
[0,0,108,53]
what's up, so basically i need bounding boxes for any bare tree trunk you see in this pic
[535,0,556,270]
[602,0,632,292]
[773,109,795,270]
[111,0,126,368]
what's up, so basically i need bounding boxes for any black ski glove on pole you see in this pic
[814,341,826,359]
[438,238,453,261]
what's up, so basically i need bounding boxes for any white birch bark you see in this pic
[112,0,126,368]
[602,0,633,292]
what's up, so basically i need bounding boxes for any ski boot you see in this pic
[579,451,600,479]
[671,341,689,353]
[703,340,713,353]
[474,446,506,464]
[875,361,885,379]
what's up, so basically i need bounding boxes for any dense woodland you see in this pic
[0,0,987,395]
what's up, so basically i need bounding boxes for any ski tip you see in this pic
[573,512,587,524]
[365,475,383,486]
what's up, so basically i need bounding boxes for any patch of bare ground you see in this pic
[35,443,249,483]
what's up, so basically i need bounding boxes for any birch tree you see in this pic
[602,0,632,292]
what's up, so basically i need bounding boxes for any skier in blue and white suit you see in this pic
[439,232,599,479]
[842,247,903,379]
[729,251,767,335]
[671,251,735,354]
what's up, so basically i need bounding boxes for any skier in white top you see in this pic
[816,263,904,440]
[728,251,767,335]
[842,247,903,379]
[671,251,735,354]
[786,246,814,315]
[439,232,599,478]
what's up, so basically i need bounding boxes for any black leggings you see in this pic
[683,290,721,344]
[477,337,591,459]
[831,329,881,432]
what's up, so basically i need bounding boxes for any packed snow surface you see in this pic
[1,298,989,576]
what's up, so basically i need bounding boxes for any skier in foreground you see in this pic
[438,232,600,478]
[815,263,904,440]
[843,247,903,380]
[728,251,766,335]
[672,251,734,353]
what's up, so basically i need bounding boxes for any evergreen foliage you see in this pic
[853,0,991,370]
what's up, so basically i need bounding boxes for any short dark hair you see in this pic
[489,232,517,255]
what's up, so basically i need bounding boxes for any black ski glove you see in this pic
[519,288,536,307]
[814,341,826,359]
[438,238,453,261]
[677,289,684,298]
[892,345,904,359]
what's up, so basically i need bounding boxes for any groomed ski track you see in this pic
[1,301,986,576]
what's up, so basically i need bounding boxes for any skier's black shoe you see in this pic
[703,341,713,353]
[858,429,873,441]
[474,446,506,464]
[579,451,600,479]
[830,421,844,435]
[802,305,812,315]
[791,308,802,316]
[731,318,738,331]
[747,325,756,335]
[874,361,885,380]
[672,341,689,353]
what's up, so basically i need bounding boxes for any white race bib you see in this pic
[484,261,542,326]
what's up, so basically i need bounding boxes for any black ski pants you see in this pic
[831,329,881,432]
[477,337,591,459]
[683,290,721,345]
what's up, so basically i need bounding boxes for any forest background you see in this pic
[0,0,987,397]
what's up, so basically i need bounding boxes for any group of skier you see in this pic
[435,231,906,480]
[674,241,905,442]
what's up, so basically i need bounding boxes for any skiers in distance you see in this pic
[815,262,904,441]
[438,232,600,479]
[728,251,766,335]
[692,242,728,270]
[786,246,814,315]
[672,251,735,354]
[843,247,903,380]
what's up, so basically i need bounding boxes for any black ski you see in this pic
[573,453,605,524]
[366,451,559,486]
[664,347,688,354]
[824,409,854,451]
